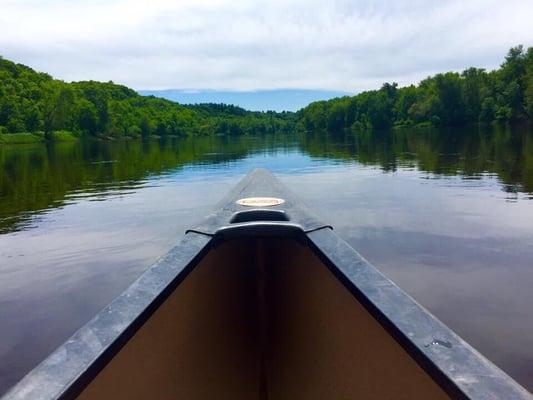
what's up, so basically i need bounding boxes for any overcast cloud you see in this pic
[1,0,532,91]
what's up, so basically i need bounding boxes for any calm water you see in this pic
[1,126,533,394]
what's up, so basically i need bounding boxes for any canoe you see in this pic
[3,169,531,400]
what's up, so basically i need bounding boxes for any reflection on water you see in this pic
[0,125,532,394]
[2,125,532,235]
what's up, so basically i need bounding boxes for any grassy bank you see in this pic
[0,132,43,144]
[0,131,80,144]
[50,130,80,141]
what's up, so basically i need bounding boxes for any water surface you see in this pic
[1,125,532,394]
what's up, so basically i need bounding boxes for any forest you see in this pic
[0,58,294,140]
[0,45,532,141]
[298,46,533,132]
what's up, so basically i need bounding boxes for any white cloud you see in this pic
[0,0,532,91]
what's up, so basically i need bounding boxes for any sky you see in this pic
[138,89,350,111]
[1,0,532,94]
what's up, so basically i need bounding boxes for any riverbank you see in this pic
[0,131,80,144]
[0,132,188,145]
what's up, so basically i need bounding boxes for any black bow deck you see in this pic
[187,168,332,240]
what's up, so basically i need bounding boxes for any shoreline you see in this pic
[0,132,187,145]
[0,131,80,144]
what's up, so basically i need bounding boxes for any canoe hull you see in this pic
[78,237,449,399]
[3,169,531,400]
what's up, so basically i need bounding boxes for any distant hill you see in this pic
[138,89,351,112]
[0,56,296,139]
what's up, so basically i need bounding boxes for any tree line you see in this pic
[297,46,533,132]
[0,58,294,139]
[1,45,532,140]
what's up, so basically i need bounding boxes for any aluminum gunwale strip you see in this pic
[306,228,532,400]
[2,233,212,400]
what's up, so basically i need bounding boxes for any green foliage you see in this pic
[2,46,532,140]
[51,130,79,141]
[0,55,293,140]
[524,47,533,117]
[0,132,43,144]
[298,46,533,132]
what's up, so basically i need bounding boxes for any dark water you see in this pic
[1,125,532,394]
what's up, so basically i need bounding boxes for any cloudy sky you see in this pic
[1,0,532,92]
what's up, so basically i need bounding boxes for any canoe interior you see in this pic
[77,237,451,400]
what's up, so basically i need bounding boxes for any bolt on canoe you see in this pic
[3,169,531,400]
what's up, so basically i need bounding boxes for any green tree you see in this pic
[524,47,533,117]
[77,99,98,135]
[24,105,41,132]
[461,67,487,121]
[41,81,76,139]
[497,46,526,120]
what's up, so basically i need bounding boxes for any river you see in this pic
[1,125,532,394]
